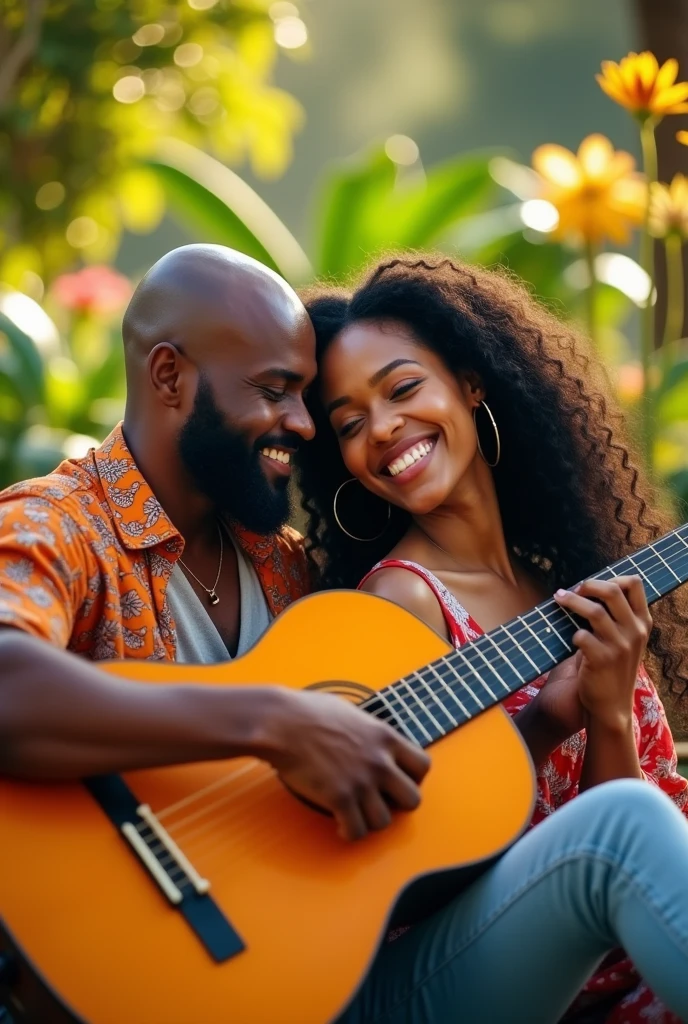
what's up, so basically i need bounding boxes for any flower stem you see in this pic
[662,234,684,369]
[584,239,598,345]
[639,118,658,468]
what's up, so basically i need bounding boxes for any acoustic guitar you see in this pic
[1,523,687,1024]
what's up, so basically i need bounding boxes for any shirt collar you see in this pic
[92,424,280,561]
[92,423,182,551]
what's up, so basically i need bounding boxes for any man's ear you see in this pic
[148,343,189,408]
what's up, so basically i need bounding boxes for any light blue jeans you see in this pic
[339,779,688,1024]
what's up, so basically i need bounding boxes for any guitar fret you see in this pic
[556,603,580,633]
[482,630,526,684]
[625,554,660,596]
[361,521,688,751]
[422,664,464,724]
[649,542,681,583]
[449,669,486,710]
[394,682,436,743]
[374,690,422,745]
[440,657,490,713]
[466,641,512,694]
[449,646,497,703]
[407,672,453,733]
[532,605,573,653]
[515,614,555,666]
[500,621,542,674]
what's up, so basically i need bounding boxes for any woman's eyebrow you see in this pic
[326,359,422,415]
[368,358,421,387]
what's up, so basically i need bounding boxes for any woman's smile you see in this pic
[378,434,438,483]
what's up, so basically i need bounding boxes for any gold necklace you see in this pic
[178,522,224,606]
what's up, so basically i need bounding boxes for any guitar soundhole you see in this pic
[287,680,378,817]
[305,680,376,704]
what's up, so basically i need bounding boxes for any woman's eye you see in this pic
[391,378,424,400]
[338,418,362,439]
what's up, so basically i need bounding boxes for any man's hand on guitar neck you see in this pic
[0,628,429,842]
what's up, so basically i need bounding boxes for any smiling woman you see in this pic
[296,253,688,1019]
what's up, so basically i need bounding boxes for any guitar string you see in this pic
[134,533,688,877]
[152,547,688,891]
[146,531,688,834]
[138,531,688,873]
[140,533,688,876]
[148,554,688,886]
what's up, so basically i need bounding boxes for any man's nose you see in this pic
[284,397,316,442]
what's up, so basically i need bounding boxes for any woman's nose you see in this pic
[368,406,404,443]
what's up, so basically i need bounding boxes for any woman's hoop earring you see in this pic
[333,478,391,542]
[473,400,501,467]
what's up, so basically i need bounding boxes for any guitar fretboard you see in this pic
[363,522,688,748]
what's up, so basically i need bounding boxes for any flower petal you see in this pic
[606,150,636,180]
[676,130,688,145]
[652,82,688,112]
[532,144,581,188]
[577,133,613,177]
[656,57,679,91]
[600,61,626,90]
[596,74,636,109]
[638,51,659,90]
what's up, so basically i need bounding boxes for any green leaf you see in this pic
[12,425,70,481]
[656,376,688,425]
[84,331,126,403]
[667,468,688,510]
[145,140,312,285]
[0,312,45,406]
[315,147,397,279]
[390,153,497,248]
[656,350,688,399]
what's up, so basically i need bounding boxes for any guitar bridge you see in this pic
[121,804,210,905]
[85,774,244,963]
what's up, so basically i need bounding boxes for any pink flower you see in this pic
[52,266,133,314]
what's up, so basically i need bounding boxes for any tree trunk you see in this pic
[635,0,688,343]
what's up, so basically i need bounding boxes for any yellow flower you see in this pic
[649,174,688,239]
[677,130,688,147]
[596,52,688,120]
[532,134,646,244]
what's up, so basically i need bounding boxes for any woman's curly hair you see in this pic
[296,253,688,710]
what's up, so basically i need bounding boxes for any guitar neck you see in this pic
[370,522,688,750]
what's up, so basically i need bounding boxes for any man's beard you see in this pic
[178,376,295,534]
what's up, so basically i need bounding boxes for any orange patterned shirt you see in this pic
[0,424,310,660]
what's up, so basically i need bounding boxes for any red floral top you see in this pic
[361,559,688,1024]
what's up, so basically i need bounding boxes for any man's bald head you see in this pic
[120,244,316,533]
[122,244,309,390]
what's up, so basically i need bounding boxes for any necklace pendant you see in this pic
[208,590,220,606]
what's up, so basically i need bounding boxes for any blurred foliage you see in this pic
[0,0,303,289]
[0,12,687,516]
[144,139,688,511]
[0,291,127,488]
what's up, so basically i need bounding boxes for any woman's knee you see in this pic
[564,778,682,844]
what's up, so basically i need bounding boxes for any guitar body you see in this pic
[0,590,535,1024]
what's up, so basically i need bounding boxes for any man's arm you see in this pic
[0,628,430,841]
[0,626,282,778]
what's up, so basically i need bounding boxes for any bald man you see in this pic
[0,245,427,845]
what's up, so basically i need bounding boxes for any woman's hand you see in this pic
[532,651,585,739]
[553,575,652,733]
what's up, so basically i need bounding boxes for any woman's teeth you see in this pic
[261,448,291,464]
[387,441,433,477]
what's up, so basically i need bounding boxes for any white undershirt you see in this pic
[166,532,271,664]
